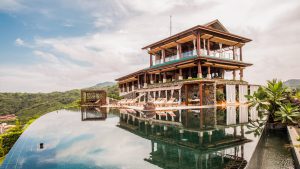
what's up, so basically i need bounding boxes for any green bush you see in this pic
[0,130,22,155]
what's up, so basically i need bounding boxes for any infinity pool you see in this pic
[0,106,294,169]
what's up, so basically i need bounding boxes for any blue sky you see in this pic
[0,0,300,92]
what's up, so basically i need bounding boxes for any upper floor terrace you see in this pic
[143,20,251,68]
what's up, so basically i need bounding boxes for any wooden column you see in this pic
[177,43,182,59]
[178,68,183,80]
[207,66,211,79]
[196,32,201,56]
[185,85,188,106]
[188,68,192,79]
[163,72,167,83]
[240,47,243,61]
[240,69,244,81]
[233,70,236,80]
[137,75,140,89]
[154,74,157,83]
[144,73,147,88]
[207,39,210,56]
[150,54,153,66]
[197,61,202,78]
[162,49,166,63]
[150,74,154,84]
[233,46,236,60]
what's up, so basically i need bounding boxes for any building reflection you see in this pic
[118,105,260,169]
[81,107,108,121]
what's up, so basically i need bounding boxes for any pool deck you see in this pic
[287,126,300,169]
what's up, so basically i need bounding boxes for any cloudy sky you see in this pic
[0,0,299,92]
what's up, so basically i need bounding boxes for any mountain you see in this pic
[94,81,116,88]
[284,79,300,89]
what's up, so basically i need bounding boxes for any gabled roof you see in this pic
[142,19,251,50]
[203,19,229,33]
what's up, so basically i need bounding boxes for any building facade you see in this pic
[116,20,257,106]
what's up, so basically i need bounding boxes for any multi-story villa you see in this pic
[116,20,258,106]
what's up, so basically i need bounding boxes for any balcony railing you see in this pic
[182,50,196,58]
[165,55,177,62]
[152,49,241,67]
[201,50,241,61]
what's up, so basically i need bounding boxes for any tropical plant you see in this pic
[246,79,297,123]
[246,119,266,137]
[274,103,300,124]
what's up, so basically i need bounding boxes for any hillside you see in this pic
[0,82,120,123]
[284,79,300,89]
[0,90,81,123]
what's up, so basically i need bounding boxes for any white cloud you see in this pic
[33,50,60,63]
[0,0,24,11]
[1,0,300,92]
[15,38,25,46]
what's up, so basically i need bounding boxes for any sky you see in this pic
[0,0,300,92]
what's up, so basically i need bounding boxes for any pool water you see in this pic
[0,106,294,169]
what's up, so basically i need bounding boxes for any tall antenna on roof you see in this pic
[169,15,172,36]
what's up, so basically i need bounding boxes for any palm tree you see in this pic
[274,103,300,124]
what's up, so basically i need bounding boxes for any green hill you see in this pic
[0,90,81,123]
[0,82,120,123]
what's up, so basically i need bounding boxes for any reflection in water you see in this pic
[118,105,265,169]
[1,105,273,169]
[81,107,108,121]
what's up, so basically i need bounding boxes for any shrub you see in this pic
[0,131,22,155]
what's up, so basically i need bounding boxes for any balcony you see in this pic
[151,49,242,68]
[152,50,197,68]
[201,50,241,61]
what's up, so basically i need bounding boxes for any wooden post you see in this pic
[177,43,182,59]
[196,32,201,56]
[233,70,236,80]
[150,74,153,84]
[240,47,243,61]
[188,68,192,79]
[163,72,167,83]
[240,69,244,81]
[154,74,157,83]
[185,85,188,106]
[150,54,153,66]
[137,75,140,89]
[179,68,183,80]
[162,49,166,63]
[207,66,211,79]
[232,46,236,60]
[207,39,210,56]
[144,73,147,88]
[197,61,202,78]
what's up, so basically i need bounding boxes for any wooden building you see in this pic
[116,20,258,107]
